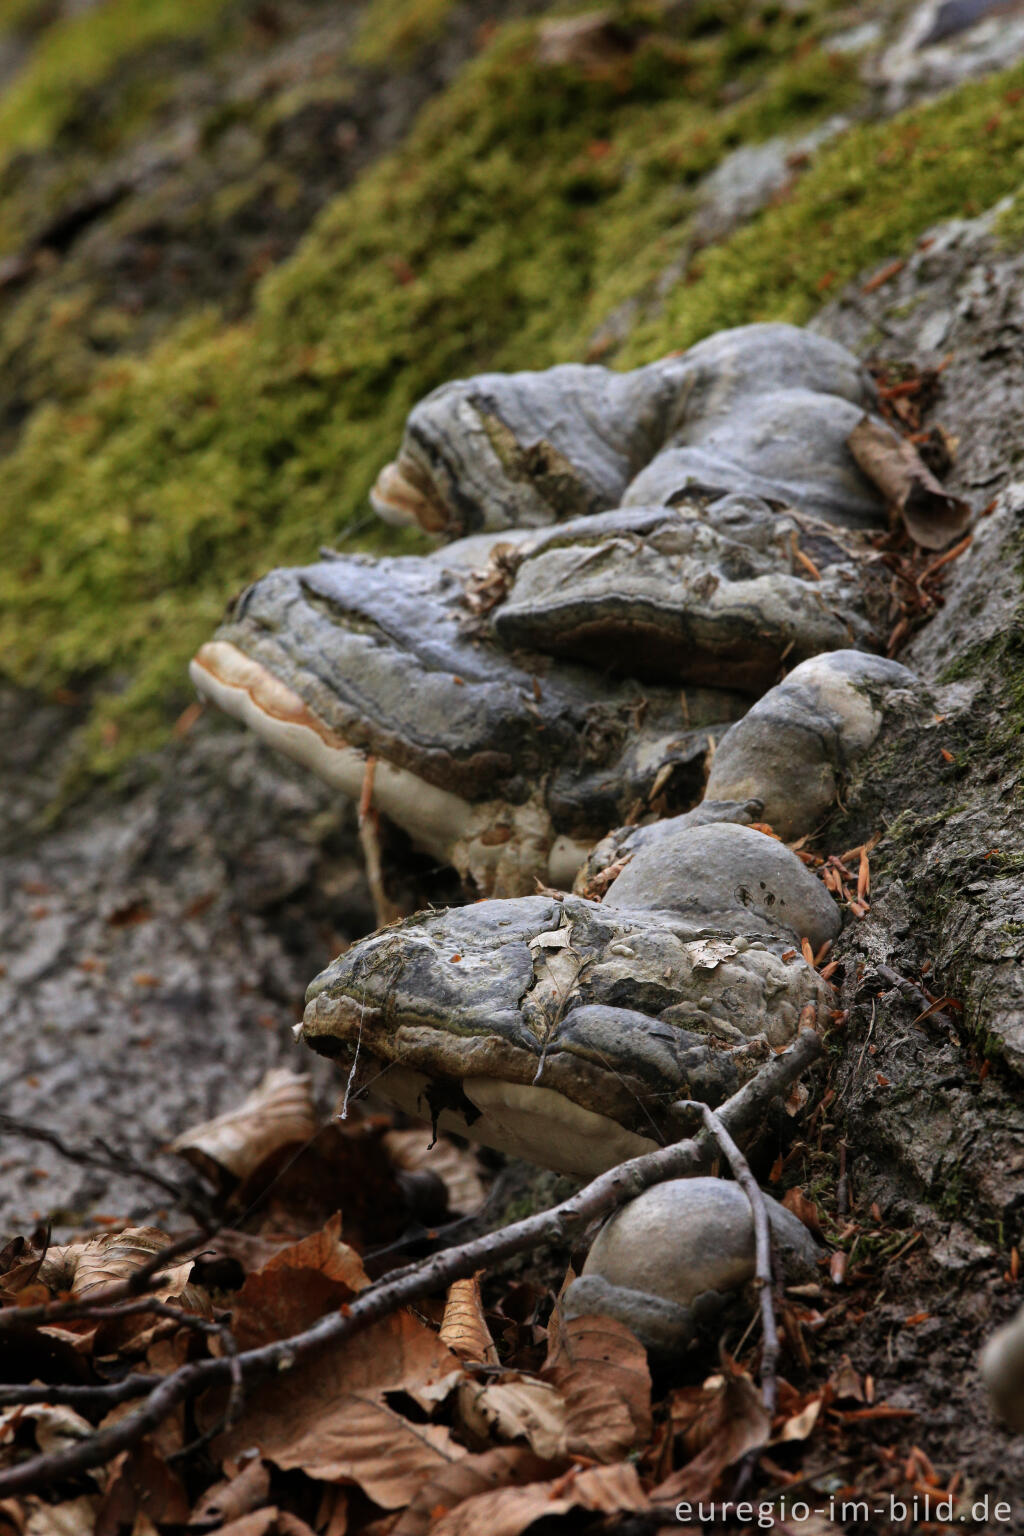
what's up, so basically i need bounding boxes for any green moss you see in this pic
[0,0,236,162]
[0,3,861,773]
[7,4,1024,782]
[350,0,456,65]
[621,63,1024,360]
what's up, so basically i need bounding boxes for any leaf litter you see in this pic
[0,1040,992,1534]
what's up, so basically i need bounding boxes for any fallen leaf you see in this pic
[847,415,971,550]
[431,1460,649,1536]
[213,1309,465,1507]
[385,1129,487,1214]
[19,1497,98,1536]
[440,1276,499,1364]
[229,1212,369,1351]
[828,1356,864,1403]
[542,1313,651,1461]
[38,1227,194,1304]
[202,1514,277,1536]
[458,1375,567,1459]
[170,1069,316,1184]
[782,1188,822,1236]
[393,1447,560,1536]
[187,1458,270,1527]
[0,1405,94,1468]
[653,1370,770,1503]
[96,1441,190,1530]
[778,1395,822,1441]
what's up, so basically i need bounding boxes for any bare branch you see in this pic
[0,1029,821,1499]
[0,1228,210,1336]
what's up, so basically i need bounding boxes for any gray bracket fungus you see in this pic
[705,649,925,840]
[191,321,920,895]
[484,497,889,692]
[562,1176,821,1357]
[191,537,746,895]
[371,322,886,538]
[601,822,842,952]
[299,892,833,1176]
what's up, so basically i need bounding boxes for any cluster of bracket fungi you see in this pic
[192,322,957,1355]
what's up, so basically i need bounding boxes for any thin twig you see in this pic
[0,1229,210,1335]
[873,964,959,1038]
[0,1116,211,1219]
[0,1031,822,1497]
[677,1100,780,1418]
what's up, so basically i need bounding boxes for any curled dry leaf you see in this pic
[229,1212,369,1352]
[440,1276,499,1364]
[0,1406,93,1468]
[828,1355,865,1403]
[213,1309,465,1508]
[782,1187,822,1236]
[17,1496,99,1536]
[170,1068,316,1184]
[392,1447,561,1536]
[541,1313,651,1462]
[846,415,971,551]
[0,1237,45,1301]
[431,1459,649,1536]
[384,1128,487,1214]
[37,1227,195,1304]
[778,1395,823,1442]
[187,1457,270,1528]
[457,1375,567,1459]
[653,1369,770,1504]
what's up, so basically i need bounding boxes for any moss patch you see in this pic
[350,0,456,66]
[0,0,236,162]
[5,3,1024,780]
[0,0,862,773]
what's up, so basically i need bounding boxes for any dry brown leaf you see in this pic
[206,1514,278,1536]
[828,1355,865,1403]
[392,1447,560,1536]
[170,1068,316,1183]
[782,1187,822,1236]
[96,1441,191,1530]
[19,1498,98,1536]
[0,1498,23,1536]
[778,1395,823,1442]
[38,1227,194,1303]
[457,1375,567,1459]
[0,1406,94,1468]
[385,1129,487,1214]
[229,1212,369,1352]
[188,1457,270,1527]
[847,415,971,550]
[313,1486,348,1536]
[654,1369,770,1503]
[431,1459,649,1536]
[0,1237,45,1301]
[440,1276,498,1364]
[214,1308,465,1507]
[541,1312,651,1462]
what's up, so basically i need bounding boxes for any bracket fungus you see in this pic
[704,650,924,839]
[563,1177,821,1356]
[299,888,833,1176]
[191,321,914,897]
[370,323,885,538]
[192,320,939,1182]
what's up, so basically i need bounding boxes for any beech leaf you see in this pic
[541,1312,651,1462]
